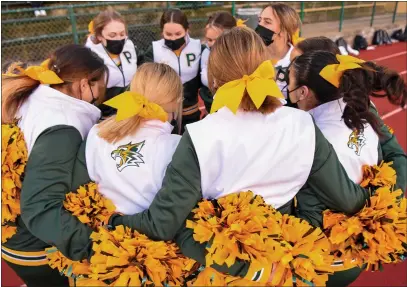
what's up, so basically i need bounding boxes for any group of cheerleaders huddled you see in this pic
[2,3,407,287]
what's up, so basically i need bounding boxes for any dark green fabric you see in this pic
[143,44,154,63]
[111,130,203,241]
[19,125,93,261]
[111,122,369,278]
[370,106,407,192]
[326,267,362,287]
[295,122,370,228]
[199,86,213,113]
[5,260,69,287]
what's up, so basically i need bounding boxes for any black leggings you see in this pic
[4,260,69,287]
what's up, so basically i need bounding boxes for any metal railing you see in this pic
[1,1,403,64]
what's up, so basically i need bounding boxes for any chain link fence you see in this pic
[1,1,403,66]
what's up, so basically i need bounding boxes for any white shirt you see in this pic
[187,106,316,208]
[200,46,210,87]
[17,85,101,155]
[152,36,201,84]
[275,44,294,99]
[86,120,181,214]
[309,99,379,183]
[85,37,138,88]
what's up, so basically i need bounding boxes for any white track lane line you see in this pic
[382,106,406,120]
[372,51,407,62]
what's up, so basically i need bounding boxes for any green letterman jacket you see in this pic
[3,125,93,262]
[9,113,405,278]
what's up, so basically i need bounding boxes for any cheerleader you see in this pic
[143,8,204,133]
[291,38,406,192]
[85,7,139,118]
[255,3,302,100]
[289,50,407,287]
[200,11,237,113]
[85,62,183,215]
[108,27,375,283]
[1,45,106,287]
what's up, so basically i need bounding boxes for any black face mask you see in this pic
[165,36,186,51]
[285,85,302,108]
[255,25,276,46]
[89,84,98,105]
[104,38,126,55]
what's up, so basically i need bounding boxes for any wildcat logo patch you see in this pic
[347,130,366,156]
[111,141,145,172]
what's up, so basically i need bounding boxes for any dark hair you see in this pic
[296,36,340,55]
[160,8,189,31]
[206,11,236,30]
[2,44,107,124]
[292,51,407,135]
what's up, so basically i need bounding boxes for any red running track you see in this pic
[1,43,406,287]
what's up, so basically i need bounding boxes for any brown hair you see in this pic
[91,6,126,44]
[296,36,340,55]
[98,63,183,143]
[2,44,107,124]
[265,3,301,44]
[208,27,282,114]
[160,8,189,31]
[292,51,407,135]
[206,11,236,31]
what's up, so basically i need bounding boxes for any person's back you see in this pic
[87,121,180,214]
[309,98,378,183]
[85,62,183,214]
[188,106,315,208]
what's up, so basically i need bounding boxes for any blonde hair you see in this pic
[91,6,126,45]
[266,3,301,44]
[98,63,183,143]
[208,27,282,114]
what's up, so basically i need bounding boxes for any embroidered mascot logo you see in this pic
[111,141,145,172]
[347,130,366,156]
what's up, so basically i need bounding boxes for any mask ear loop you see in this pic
[88,81,97,105]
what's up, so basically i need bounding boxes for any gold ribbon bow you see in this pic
[88,20,94,35]
[236,18,248,27]
[210,60,284,114]
[291,29,305,46]
[104,91,169,122]
[319,54,365,88]
[2,59,64,85]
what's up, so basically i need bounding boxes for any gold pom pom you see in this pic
[1,124,28,243]
[75,225,197,286]
[46,247,91,278]
[64,182,116,228]
[324,162,407,271]
[187,191,334,286]
[360,161,397,188]
[2,225,17,243]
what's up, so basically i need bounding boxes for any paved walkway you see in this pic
[301,13,406,40]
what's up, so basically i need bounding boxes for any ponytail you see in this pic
[340,62,407,134]
[2,44,107,124]
[293,51,406,137]
[2,63,40,124]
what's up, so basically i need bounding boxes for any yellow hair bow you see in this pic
[291,29,305,46]
[319,54,365,88]
[2,59,64,85]
[236,18,248,27]
[210,60,284,114]
[104,91,168,122]
[88,20,95,35]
